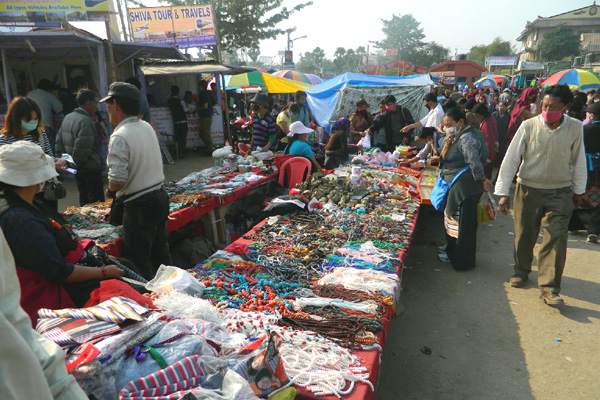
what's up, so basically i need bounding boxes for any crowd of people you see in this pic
[0,68,598,396]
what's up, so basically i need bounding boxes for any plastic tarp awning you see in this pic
[140,61,251,76]
[212,70,312,93]
[305,72,433,130]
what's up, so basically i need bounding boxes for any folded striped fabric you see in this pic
[36,317,121,347]
[38,296,148,324]
[119,355,204,399]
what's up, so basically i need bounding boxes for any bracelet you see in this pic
[101,266,107,279]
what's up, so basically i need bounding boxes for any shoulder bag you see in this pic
[430,165,470,211]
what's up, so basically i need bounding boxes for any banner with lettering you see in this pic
[129,5,216,48]
[0,0,109,25]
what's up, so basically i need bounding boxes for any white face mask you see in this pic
[446,126,457,135]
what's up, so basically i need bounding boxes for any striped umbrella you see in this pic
[305,73,324,85]
[541,69,600,90]
[211,71,312,93]
[273,70,314,85]
[474,76,497,88]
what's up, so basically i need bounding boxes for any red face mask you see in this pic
[386,105,395,112]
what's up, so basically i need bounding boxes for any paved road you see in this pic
[378,205,600,400]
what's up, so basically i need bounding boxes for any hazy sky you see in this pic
[72,0,592,61]
[258,0,593,60]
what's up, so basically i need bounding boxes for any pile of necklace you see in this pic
[218,308,374,398]
[63,201,121,243]
[192,258,300,313]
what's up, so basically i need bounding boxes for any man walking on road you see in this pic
[495,84,587,306]
[55,89,105,206]
[102,82,172,280]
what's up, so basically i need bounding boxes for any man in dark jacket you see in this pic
[56,89,105,206]
[167,85,188,159]
[366,95,415,152]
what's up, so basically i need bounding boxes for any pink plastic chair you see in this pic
[238,142,249,156]
[278,157,312,189]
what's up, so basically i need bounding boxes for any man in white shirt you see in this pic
[102,82,172,279]
[401,93,445,134]
[27,79,63,154]
[495,84,587,306]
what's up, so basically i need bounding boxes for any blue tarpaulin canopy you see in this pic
[305,72,433,130]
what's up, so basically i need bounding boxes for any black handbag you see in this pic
[43,178,67,200]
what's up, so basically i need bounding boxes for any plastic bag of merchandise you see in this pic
[114,319,221,391]
[213,146,233,158]
[357,132,372,149]
[145,265,205,296]
[119,355,259,400]
[251,150,274,162]
[230,332,289,398]
[477,192,497,223]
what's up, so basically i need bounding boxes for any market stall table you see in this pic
[74,170,279,257]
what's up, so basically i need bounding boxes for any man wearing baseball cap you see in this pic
[101,82,172,279]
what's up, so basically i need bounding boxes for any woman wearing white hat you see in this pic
[0,141,124,323]
[283,121,323,173]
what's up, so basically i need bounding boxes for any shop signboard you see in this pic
[485,56,517,66]
[0,0,109,26]
[129,5,216,48]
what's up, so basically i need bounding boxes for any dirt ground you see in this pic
[58,154,600,399]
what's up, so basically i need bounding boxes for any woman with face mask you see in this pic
[0,142,131,324]
[349,99,373,144]
[0,97,68,210]
[437,108,492,270]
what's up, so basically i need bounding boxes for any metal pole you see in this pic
[104,20,118,83]
[1,48,12,104]
[209,0,231,147]
[114,0,128,41]
[220,73,232,148]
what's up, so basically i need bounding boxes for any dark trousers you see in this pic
[122,188,172,280]
[75,170,105,206]
[174,122,188,157]
[446,193,480,270]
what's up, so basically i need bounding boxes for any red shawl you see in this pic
[506,88,538,145]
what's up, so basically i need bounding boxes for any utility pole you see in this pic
[114,0,128,41]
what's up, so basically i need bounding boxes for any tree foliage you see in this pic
[467,37,515,65]
[539,25,581,62]
[376,14,426,63]
[414,42,451,68]
[158,0,312,52]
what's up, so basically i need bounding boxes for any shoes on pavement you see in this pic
[540,292,564,306]
[437,252,451,263]
[436,244,447,254]
[587,234,598,243]
[509,275,528,288]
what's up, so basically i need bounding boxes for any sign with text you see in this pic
[129,5,216,48]
[150,106,223,148]
[0,0,109,25]
[485,56,517,66]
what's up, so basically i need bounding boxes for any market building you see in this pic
[428,60,487,88]
[517,2,600,62]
